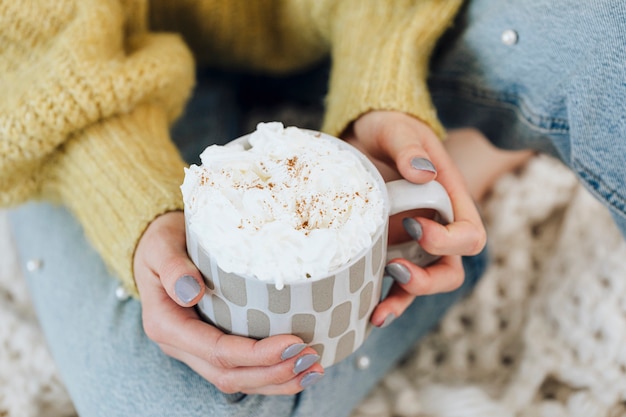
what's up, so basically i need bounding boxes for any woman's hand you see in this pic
[133,211,324,395]
[342,111,487,327]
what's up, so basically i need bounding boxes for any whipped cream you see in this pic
[181,122,385,289]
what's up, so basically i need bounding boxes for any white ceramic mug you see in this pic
[185,129,453,367]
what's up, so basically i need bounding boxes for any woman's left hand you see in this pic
[341,110,486,327]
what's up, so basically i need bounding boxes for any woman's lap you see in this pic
[8,202,484,416]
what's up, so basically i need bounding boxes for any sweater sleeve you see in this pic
[149,0,462,139]
[0,0,195,295]
[318,0,464,138]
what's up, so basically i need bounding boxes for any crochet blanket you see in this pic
[2,153,626,417]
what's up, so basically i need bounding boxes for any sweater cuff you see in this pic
[321,1,463,139]
[43,104,186,296]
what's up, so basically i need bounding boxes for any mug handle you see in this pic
[385,179,454,266]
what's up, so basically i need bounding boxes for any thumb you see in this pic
[378,120,440,185]
[394,144,438,185]
[136,212,206,307]
[160,255,206,307]
[352,111,440,184]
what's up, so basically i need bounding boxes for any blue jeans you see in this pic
[429,0,626,236]
[10,203,485,417]
[9,0,625,416]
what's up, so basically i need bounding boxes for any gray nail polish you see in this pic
[402,217,423,241]
[380,313,396,328]
[410,157,436,173]
[293,354,320,374]
[281,343,308,361]
[174,275,201,303]
[384,263,411,285]
[300,372,324,388]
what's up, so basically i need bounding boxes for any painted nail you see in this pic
[379,313,396,328]
[385,263,411,285]
[174,275,201,303]
[410,157,436,174]
[300,372,324,388]
[281,343,308,361]
[402,217,423,241]
[294,354,320,374]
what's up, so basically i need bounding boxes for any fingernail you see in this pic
[300,372,324,388]
[402,217,423,241]
[174,275,201,303]
[281,343,308,361]
[379,313,396,328]
[410,157,436,174]
[385,263,411,285]
[294,354,320,374]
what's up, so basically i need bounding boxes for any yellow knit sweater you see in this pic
[0,0,462,295]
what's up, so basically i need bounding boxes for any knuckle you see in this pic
[158,259,182,284]
[268,366,292,386]
[449,269,465,291]
[208,350,232,370]
[283,385,305,396]
[250,340,278,367]
[208,336,236,369]
[142,316,165,343]
[160,344,176,358]
[213,374,239,394]
[466,225,487,256]
[412,274,435,295]
[423,230,447,255]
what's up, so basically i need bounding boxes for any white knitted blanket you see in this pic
[2,155,626,417]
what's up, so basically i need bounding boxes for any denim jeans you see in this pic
[429,0,626,236]
[8,0,625,416]
[10,201,485,417]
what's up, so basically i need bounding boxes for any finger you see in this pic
[245,371,325,395]
[372,127,439,185]
[370,283,413,328]
[350,112,439,184]
[360,125,486,255]
[160,343,324,395]
[139,276,309,369]
[370,256,465,327]
[384,255,465,297]
[421,137,486,230]
[383,138,439,184]
[159,258,205,307]
[135,212,206,307]
[414,216,486,257]
[175,320,312,369]
[149,248,205,307]
[388,132,487,256]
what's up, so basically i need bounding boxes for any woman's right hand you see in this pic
[133,211,324,395]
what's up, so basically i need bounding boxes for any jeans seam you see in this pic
[574,157,626,220]
[429,76,570,134]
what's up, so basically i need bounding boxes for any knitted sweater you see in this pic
[0,0,462,295]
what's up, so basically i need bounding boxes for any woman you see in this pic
[3,0,623,415]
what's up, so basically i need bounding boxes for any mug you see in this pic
[185,129,453,368]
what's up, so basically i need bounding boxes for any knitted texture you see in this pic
[4,154,626,417]
[148,0,462,137]
[352,155,626,417]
